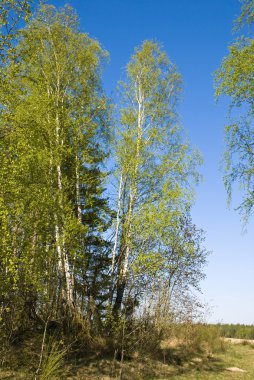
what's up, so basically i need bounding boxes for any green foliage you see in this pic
[236,0,254,29]
[217,323,254,339]
[39,338,66,380]
[0,4,208,375]
[0,3,111,336]
[0,0,33,63]
[215,38,254,106]
[215,3,254,222]
[111,41,204,317]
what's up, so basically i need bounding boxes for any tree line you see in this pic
[216,324,254,340]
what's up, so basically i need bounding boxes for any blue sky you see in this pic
[49,0,254,324]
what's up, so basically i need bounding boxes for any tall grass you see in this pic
[39,338,66,380]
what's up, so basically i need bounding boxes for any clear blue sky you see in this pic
[49,0,254,324]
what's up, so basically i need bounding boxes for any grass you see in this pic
[1,333,254,379]
[38,339,67,380]
[30,342,254,379]
[168,343,254,380]
[40,342,254,379]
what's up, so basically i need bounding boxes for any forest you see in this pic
[1,1,254,379]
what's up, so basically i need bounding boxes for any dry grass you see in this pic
[2,325,253,379]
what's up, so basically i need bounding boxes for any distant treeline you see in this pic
[210,324,254,340]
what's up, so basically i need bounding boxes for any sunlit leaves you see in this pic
[216,1,254,221]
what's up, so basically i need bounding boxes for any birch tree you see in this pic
[111,41,201,316]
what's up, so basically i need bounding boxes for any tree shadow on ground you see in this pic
[62,348,228,380]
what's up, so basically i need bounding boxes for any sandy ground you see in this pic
[224,338,254,345]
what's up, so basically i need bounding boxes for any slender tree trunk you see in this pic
[55,87,74,309]
[113,79,144,315]
[75,155,82,225]
[111,172,123,276]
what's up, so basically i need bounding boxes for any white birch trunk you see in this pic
[121,78,144,281]
[55,93,74,308]
[75,156,82,225]
[111,172,123,275]
[70,155,82,298]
